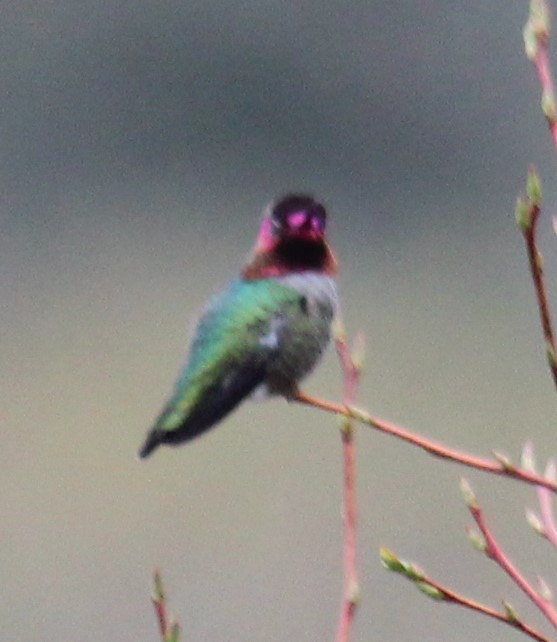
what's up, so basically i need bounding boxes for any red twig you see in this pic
[151,570,180,642]
[334,328,363,642]
[519,192,557,388]
[152,570,169,638]
[522,1,557,388]
[293,392,557,493]
[396,561,550,642]
[428,578,549,642]
[524,203,554,348]
[465,485,557,629]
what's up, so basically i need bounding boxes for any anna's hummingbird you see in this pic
[138,194,338,458]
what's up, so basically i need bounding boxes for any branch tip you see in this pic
[526,508,545,535]
[168,622,180,642]
[460,477,479,508]
[546,341,556,367]
[347,579,361,606]
[542,87,557,121]
[492,451,515,471]
[152,569,165,603]
[503,600,519,623]
[527,166,543,205]
[538,575,553,602]
[545,458,557,483]
[521,441,537,473]
[516,195,532,231]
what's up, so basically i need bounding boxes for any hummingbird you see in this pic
[138,194,338,458]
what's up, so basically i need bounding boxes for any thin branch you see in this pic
[523,207,557,389]
[380,548,550,642]
[292,391,557,493]
[464,482,557,629]
[428,578,550,642]
[516,173,557,389]
[334,326,363,642]
[524,0,557,148]
[151,570,180,642]
[521,1,557,388]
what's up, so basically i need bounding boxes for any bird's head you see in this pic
[268,194,327,243]
[243,194,337,279]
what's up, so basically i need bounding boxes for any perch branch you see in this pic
[292,391,557,493]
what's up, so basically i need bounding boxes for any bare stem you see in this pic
[522,1,557,388]
[293,392,557,493]
[407,567,549,642]
[334,326,362,642]
[394,551,549,642]
[433,580,549,642]
[520,197,557,388]
[151,570,180,642]
[468,496,557,628]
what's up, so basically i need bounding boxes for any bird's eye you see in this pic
[311,214,325,233]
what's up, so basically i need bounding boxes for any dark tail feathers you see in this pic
[138,428,165,459]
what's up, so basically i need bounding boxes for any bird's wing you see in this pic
[141,280,301,452]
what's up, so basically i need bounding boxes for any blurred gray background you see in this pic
[3,1,557,640]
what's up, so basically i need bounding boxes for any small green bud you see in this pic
[460,478,478,509]
[527,166,542,205]
[153,569,165,603]
[347,579,361,606]
[524,1,551,58]
[525,508,545,535]
[503,600,518,623]
[380,547,406,574]
[530,0,551,39]
[524,22,539,59]
[466,527,487,552]
[546,341,557,367]
[520,441,536,473]
[538,575,553,601]
[542,88,557,121]
[168,621,180,642]
[416,581,445,601]
[515,195,531,231]
[379,548,423,580]
[493,450,514,471]
[337,414,353,434]
[407,563,425,581]
[347,405,369,423]
[333,318,347,343]
[351,331,366,373]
